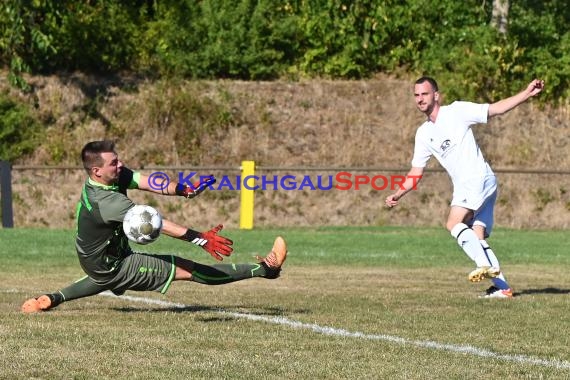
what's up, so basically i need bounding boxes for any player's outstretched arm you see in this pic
[488,79,545,118]
[385,167,424,208]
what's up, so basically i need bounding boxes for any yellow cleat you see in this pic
[468,266,500,282]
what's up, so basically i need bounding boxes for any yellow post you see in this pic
[239,160,255,229]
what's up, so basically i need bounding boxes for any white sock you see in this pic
[450,223,489,267]
[480,239,499,268]
[481,240,510,289]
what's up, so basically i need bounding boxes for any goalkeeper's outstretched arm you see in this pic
[160,218,234,261]
[137,174,216,198]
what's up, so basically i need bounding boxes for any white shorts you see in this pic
[451,175,497,236]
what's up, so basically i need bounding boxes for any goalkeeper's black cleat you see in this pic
[257,236,287,279]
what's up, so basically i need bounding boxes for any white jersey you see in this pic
[411,101,494,186]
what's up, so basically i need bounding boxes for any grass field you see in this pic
[1,226,570,379]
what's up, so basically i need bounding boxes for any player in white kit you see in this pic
[385,76,545,298]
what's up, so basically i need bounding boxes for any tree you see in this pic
[491,0,509,35]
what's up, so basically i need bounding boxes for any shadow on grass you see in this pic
[514,287,570,296]
[112,304,310,318]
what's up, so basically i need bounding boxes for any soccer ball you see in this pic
[123,205,163,245]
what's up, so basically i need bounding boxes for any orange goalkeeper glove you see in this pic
[176,175,216,198]
[183,224,233,261]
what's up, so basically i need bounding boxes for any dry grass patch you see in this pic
[4,266,570,379]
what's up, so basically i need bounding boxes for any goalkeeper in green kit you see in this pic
[22,140,287,313]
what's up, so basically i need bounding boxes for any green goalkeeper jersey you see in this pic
[75,168,141,284]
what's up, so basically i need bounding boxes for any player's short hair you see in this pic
[81,140,116,172]
[415,76,439,92]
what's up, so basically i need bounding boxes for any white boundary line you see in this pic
[100,292,570,370]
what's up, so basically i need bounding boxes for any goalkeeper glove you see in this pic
[175,175,216,198]
[183,224,233,261]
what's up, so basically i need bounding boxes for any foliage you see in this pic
[418,25,527,102]
[41,1,141,73]
[0,93,42,162]
[0,0,56,91]
[0,0,144,80]
[1,0,567,167]
[138,0,300,79]
[293,0,379,78]
[1,0,569,102]
[508,0,570,100]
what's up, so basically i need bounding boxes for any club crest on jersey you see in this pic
[440,139,451,152]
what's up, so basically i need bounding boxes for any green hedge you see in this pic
[0,93,42,161]
[1,0,568,102]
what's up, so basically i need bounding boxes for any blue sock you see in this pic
[491,277,510,290]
